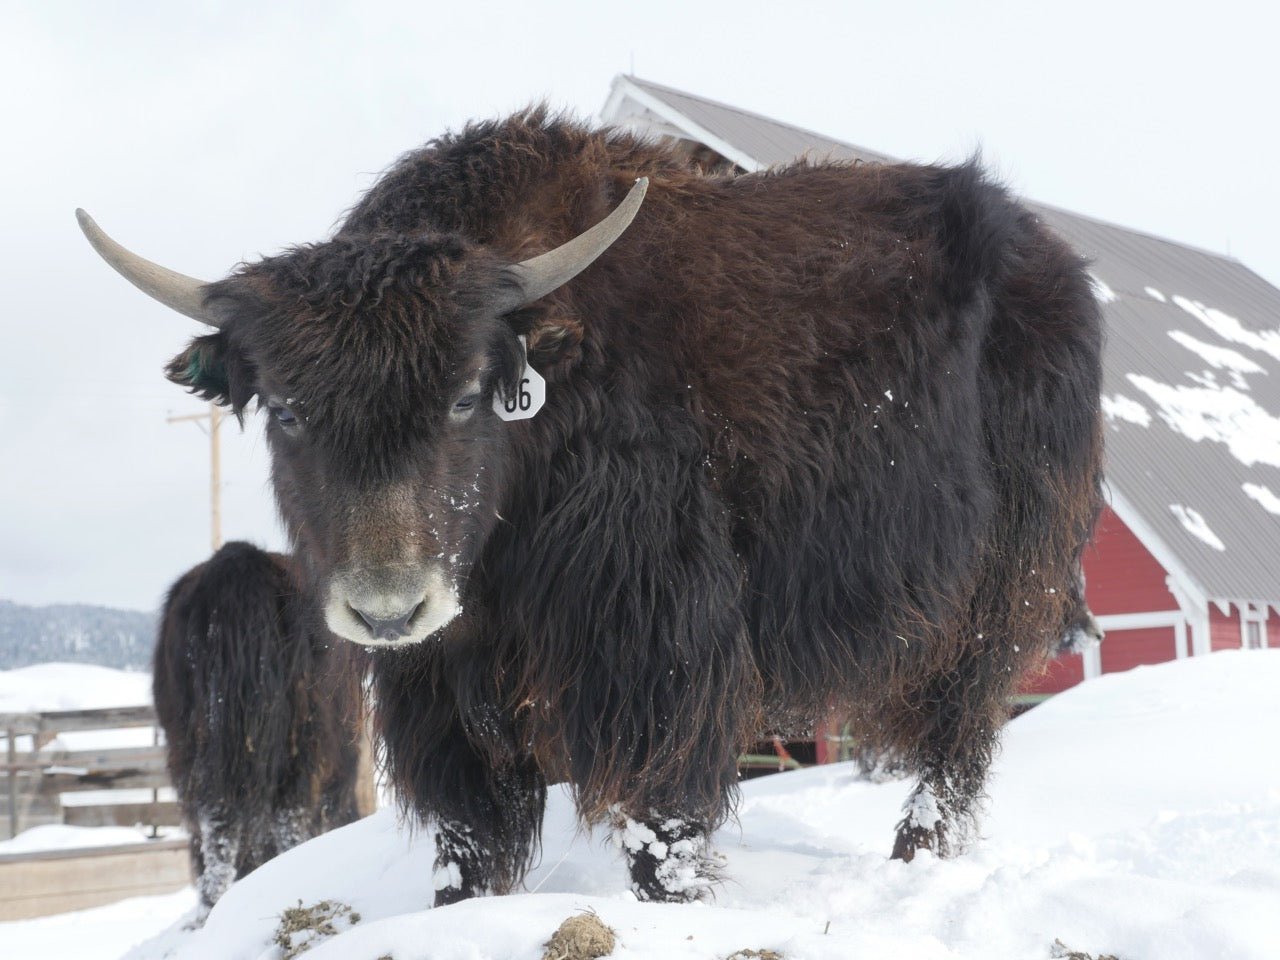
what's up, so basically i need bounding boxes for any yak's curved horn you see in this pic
[497,177,648,312]
[75,209,220,327]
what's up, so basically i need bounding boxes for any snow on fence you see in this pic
[0,705,176,842]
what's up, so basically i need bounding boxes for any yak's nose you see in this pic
[324,564,461,646]
[351,601,423,642]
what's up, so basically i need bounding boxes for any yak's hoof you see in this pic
[433,883,475,907]
[891,822,940,862]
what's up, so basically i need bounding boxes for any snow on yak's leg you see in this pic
[268,804,313,858]
[613,810,717,903]
[890,646,1005,862]
[432,817,487,907]
[193,808,240,918]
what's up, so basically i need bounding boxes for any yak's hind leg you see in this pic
[613,809,718,903]
[191,807,241,920]
[889,636,1014,862]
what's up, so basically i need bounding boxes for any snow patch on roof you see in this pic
[1089,273,1117,303]
[1169,504,1226,551]
[1243,482,1280,516]
[1168,330,1266,390]
[1172,295,1280,363]
[1101,393,1151,427]
[1127,373,1280,468]
[1144,286,1167,302]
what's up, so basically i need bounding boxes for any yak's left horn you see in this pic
[496,177,648,312]
[76,209,220,327]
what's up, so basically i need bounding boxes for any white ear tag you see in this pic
[493,335,546,421]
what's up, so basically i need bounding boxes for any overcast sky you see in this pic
[3,0,1278,611]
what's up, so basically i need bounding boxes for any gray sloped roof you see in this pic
[603,76,1280,604]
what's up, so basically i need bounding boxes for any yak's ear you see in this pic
[165,333,256,417]
[525,314,584,376]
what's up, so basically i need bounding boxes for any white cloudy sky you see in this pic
[3,0,1278,611]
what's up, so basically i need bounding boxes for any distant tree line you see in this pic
[0,599,156,671]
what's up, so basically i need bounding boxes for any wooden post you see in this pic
[167,402,224,551]
[6,728,16,840]
[209,403,222,550]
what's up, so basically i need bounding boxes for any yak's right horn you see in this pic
[76,210,220,327]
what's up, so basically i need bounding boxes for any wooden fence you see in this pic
[0,839,190,921]
[1,705,176,842]
[0,704,189,919]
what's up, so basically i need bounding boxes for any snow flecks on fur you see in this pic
[271,807,311,856]
[903,784,942,833]
[194,810,238,917]
[433,818,493,904]
[615,812,715,902]
[1060,622,1102,656]
[654,835,709,897]
[433,861,462,892]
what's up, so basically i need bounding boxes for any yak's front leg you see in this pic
[432,816,487,906]
[426,750,546,907]
[372,651,546,907]
[425,754,546,906]
[614,809,718,903]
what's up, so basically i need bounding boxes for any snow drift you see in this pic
[10,650,1280,960]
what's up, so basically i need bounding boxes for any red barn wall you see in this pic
[1099,626,1178,672]
[1211,606,1241,652]
[1082,507,1178,615]
[1023,651,1084,695]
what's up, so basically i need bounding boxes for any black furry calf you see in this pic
[154,542,367,917]
[86,110,1103,905]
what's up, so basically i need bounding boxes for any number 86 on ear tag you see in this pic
[493,335,546,421]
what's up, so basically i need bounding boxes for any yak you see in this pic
[83,109,1103,905]
[154,541,367,917]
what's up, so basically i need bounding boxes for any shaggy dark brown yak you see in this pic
[154,541,366,917]
[83,110,1103,905]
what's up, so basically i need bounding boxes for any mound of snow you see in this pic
[62,651,1280,958]
[0,662,150,713]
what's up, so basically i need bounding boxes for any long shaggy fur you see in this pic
[154,542,366,914]
[163,109,1104,900]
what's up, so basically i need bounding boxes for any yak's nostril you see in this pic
[351,602,423,641]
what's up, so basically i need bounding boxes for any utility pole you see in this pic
[166,402,223,551]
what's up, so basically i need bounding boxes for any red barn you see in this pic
[602,77,1280,707]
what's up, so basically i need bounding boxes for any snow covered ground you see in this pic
[5,650,1280,959]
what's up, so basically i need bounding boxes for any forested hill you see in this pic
[0,599,155,670]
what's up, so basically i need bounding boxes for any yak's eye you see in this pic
[450,379,482,421]
[265,397,303,434]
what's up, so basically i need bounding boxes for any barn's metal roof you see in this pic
[603,76,1280,605]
